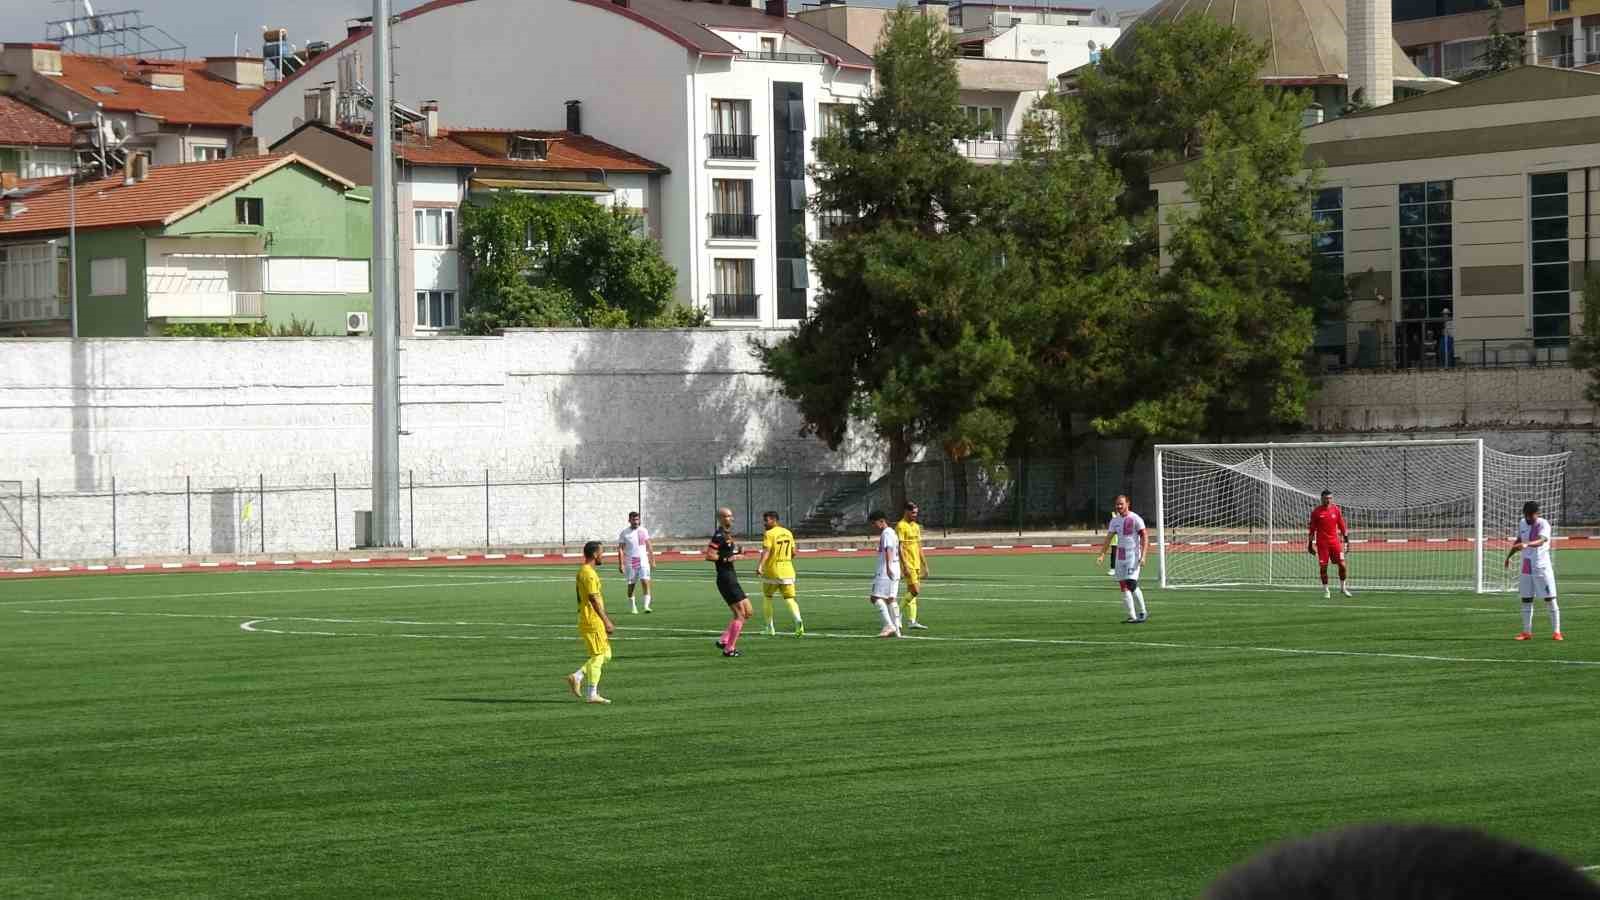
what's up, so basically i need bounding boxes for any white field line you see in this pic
[16,608,1598,669]
[0,576,562,607]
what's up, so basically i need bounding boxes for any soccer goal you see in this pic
[1154,440,1569,593]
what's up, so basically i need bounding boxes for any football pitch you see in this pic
[3,551,1597,898]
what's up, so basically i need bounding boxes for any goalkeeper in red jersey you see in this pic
[1307,489,1352,598]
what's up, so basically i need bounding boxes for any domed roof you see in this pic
[1116,0,1429,83]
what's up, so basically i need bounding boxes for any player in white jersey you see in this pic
[1505,500,1562,641]
[867,510,903,638]
[1095,494,1149,623]
[617,511,654,614]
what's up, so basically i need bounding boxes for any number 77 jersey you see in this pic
[761,526,797,580]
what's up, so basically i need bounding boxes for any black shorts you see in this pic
[716,568,747,604]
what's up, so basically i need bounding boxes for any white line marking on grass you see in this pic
[0,576,557,607]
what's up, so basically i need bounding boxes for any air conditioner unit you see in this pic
[346,310,370,334]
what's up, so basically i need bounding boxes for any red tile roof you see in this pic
[0,153,353,237]
[47,54,261,128]
[275,122,668,174]
[0,95,73,147]
[252,0,873,113]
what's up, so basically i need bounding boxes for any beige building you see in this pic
[1155,65,1600,370]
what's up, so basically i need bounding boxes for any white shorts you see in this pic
[872,575,900,600]
[624,557,651,585]
[1114,558,1142,582]
[1519,568,1557,599]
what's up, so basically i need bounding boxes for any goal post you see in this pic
[1154,440,1569,593]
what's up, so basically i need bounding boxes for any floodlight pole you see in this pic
[370,0,402,545]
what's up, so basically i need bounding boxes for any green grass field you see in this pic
[3,551,1596,898]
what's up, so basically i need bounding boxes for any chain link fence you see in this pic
[6,451,1151,561]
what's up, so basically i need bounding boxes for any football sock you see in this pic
[889,600,902,632]
[1548,599,1561,633]
[1121,590,1136,619]
[581,653,606,688]
[1132,588,1147,617]
[763,592,775,625]
[875,599,894,630]
[643,593,651,610]
[1521,601,1535,632]
[906,597,919,623]
[725,617,745,650]
[1319,570,1329,585]
[785,597,802,624]
[571,668,584,688]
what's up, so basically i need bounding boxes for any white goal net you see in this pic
[1155,440,1569,593]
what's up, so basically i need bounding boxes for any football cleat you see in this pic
[715,639,726,650]
[1323,588,1331,599]
[879,626,898,638]
[564,673,582,697]
[1136,614,1148,623]
[908,621,929,630]
[1341,587,1353,598]
[586,694,612,705]
[794,622,805,637]
[722,649,742,658]
[764,622,778,636]
[1122,617,1140,624]
[1553,632,1565,641]
[1515,632,1533,641]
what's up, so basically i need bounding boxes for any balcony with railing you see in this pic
[741,50,826,64]
[709,292,760,319]
[1320,331,1573,372]
[957,134,1022,163]
[147,291,265,320]
[709,212,759,239]
[707,133,757,160]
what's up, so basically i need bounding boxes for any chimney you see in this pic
[304,83,337,126]
[236,136,264,157]
[130,154,149,183]
[565,99,582,135]
[141,64,186,92]
[765,0,786,17]
[0,172,18,192]
[918,0,950,25]
[122,164,135,187]
[204,56,265,89]
[1346,0,1392,108]
[1,42,63,77]
[422,100,440,139]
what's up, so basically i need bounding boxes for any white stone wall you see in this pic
[0,329,881,559]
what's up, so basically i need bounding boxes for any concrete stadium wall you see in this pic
[0,330,881,559]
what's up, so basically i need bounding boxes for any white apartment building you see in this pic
[251,0,874,328]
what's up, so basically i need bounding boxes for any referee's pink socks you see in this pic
[726,617,744,650]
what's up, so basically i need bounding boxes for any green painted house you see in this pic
[0,153,372,336]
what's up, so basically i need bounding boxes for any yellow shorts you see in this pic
[762,580,797,600]
[580,630,610,657]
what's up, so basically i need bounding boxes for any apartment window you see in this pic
[711,258,757,318]
[192,145,228,162]
[761,37,777,54]
[1312,187,1344,266]
[90,257,127,296]
[509,136,549,161]
[1398,181,1453,365]
[1530,172,1571,346]
[1441,38,1488,76]
[709,99,755,159]
[817,103,852,139]
[20,149,74,178]
[710,179,757,238]
[1406,45,1438,77]
[0,243,57,302]
[1552,0,1571,13]
[236,197,264,226]
[416,290,459,329]
[414,208,457,248]
[962,105,1004,139]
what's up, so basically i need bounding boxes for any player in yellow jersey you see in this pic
[564,540,616,705]
[896,501,930,630]
[757,510,803,636]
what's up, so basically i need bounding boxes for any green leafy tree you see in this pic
[1095,103,1326,448]
[1073,15,1272,240]
[460,194,702,332]
[1477,0,1525,75]
[759,3,1004,507]
[1568,271,1600,403]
